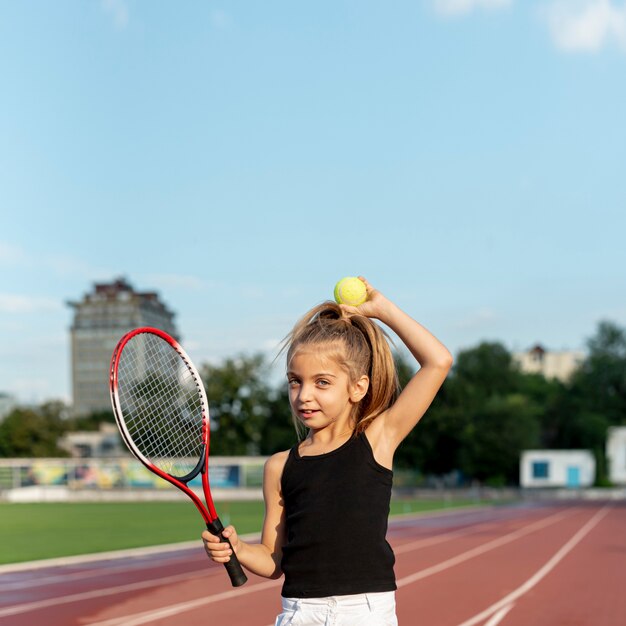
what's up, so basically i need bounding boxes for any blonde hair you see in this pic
[282,301,399,437]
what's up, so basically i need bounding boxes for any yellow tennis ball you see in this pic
[334,277,367,306]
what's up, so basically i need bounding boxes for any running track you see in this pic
[1,502,624,625]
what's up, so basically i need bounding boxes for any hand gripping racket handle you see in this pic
[206,518,248,587]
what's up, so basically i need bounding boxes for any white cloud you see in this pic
[101,0,130,30]
[0,293,62,314]
[541,0,626,52]
[433,0,512,17]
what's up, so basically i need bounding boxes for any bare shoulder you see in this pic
[265,449,290,473]
[263,449,290,490]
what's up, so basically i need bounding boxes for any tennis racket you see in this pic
[109,326,248,587]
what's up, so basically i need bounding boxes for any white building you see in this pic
[520,450,595,488]
[513,344,585,383]
[606,427,626,486]
[58,423,123,458]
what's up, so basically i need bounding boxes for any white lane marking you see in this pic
[0,540,201,575]
[393,511,551,555]
[396,508,571,588]
[0,532,261,590]
[0,532,264,575]
[0,554,200,592]
[0,508,568,620]
[0,505,489,576]
[85,509,570,626]
[484,603,514,626]
[0,569,206,618]
[394,517,511,554]
[456,505,611,626]
[86,579,282,626]
[0,507,496,592]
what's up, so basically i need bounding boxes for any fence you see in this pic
[0,456,267,493]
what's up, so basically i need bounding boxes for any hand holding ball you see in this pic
[334,277,367,306]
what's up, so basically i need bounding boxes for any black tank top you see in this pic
[280,431,396,598]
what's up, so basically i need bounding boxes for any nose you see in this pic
[297,383,314,403]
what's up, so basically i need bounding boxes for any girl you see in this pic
[202,278,452,625]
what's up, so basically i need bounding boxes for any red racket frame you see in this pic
[109,326,247,587]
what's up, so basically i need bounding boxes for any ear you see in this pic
[350,375,370,403]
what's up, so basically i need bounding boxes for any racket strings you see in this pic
[116,333,205,479]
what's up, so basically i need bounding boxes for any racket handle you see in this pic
[206,518,248,587]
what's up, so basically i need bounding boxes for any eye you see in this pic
[316,379,330,387]
[287,377,300,387]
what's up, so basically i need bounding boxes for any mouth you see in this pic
[298,409,319,420]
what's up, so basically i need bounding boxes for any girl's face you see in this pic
[286,348,368,431]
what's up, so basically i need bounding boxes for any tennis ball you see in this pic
[334,277,367,306]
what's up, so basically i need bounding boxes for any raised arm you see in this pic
[342,278,453,451]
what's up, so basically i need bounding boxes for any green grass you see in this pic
[0,498,485,565]
[0,501,264,565]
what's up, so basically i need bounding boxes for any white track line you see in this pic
[0,540,202,575]
[84,509,571,626]
[87,580,283,626]
[0,507,494,591]
[393,513,538,555]
[0,508,568,620]
[5,522,478,592]
[396,508,570,588]
[484,603,515,626]
[0,569,206,618]
[0,554,204,592]
[393,506,570,555]
[0,506,488,576]
[0,532,264,575]
[456,505,611,626]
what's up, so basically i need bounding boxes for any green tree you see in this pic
[393,352,465,475]
[542,320,626,485]
[200,354,274,456]
[571,320,626,426]
[68,409,116,432]
[452,342,546,484]
[459,394,541,485]
[453,341,519,399]
[0,406,69,457]
[259,386,299,454]
[515,373,564,448]
[398,342,545,485]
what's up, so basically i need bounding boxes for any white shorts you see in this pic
[274,591,398,626]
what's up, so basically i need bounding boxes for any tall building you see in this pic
[68,278,179,417]
[513,344,585,383]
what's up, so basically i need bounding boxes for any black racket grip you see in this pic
[206,518,248,587]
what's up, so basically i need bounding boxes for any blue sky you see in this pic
[1,0,625,404]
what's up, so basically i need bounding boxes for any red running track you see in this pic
[0,502,623,625]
